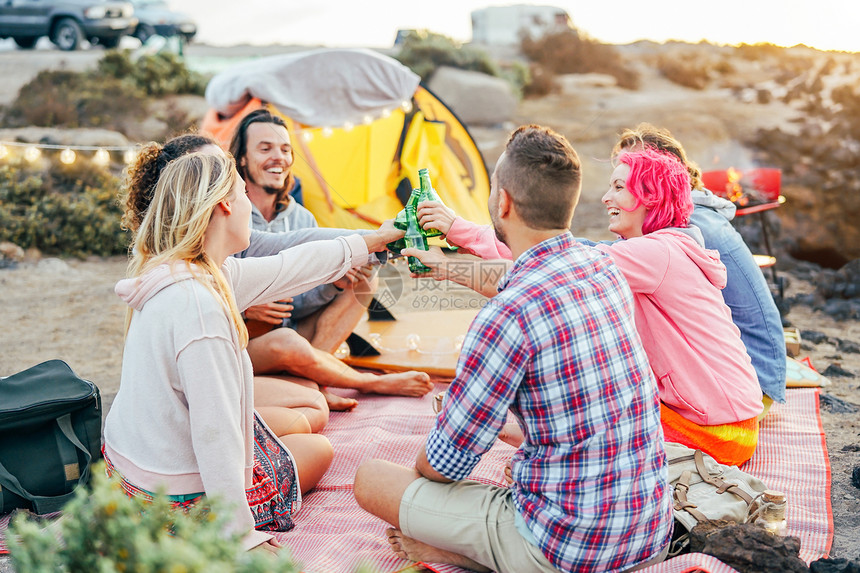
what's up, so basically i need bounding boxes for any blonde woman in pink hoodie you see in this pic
[104,152,400,552]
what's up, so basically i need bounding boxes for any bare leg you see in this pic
[254,375,329,433]
[354,459,487,571]
[279,434,334,494]
[386,528,490,572]
[248,328,434,398]
[353,458,420,528]
[297,275,378,353]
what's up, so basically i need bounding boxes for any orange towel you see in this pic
[660,404,759,466]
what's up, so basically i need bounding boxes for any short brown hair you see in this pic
[613,123,703,190]
[496,125,581,230]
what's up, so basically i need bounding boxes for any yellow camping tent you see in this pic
[200,49,490,230]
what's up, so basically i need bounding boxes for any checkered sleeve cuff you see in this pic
[425,428,482,481]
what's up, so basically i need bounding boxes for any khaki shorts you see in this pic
[399,478,559,573]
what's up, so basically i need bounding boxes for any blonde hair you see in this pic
[128,152,249,347]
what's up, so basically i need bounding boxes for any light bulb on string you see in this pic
[300,131,313,143]
[123,148,137,164]
[343,121,354,132]
[93,148,111,166]
[59,148,76,165]
[0,144,8,160]
[321,127,333,138]
[362,115,373,125]
[400,100,413,113]
[24,146,41,162]
[381,108,391,119]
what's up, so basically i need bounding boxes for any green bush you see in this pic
[521,29,640,90]
[2,50,207,130]
[100,50,208,97]
[395,30,500,82]
[0,157,129,257]
[9,462,301,572]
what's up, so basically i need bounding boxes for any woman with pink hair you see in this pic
[593,146,762,465]
[410,146,763,465]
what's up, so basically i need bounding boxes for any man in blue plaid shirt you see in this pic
[355,125,673,572]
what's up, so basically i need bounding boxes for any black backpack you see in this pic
[0,360,102,514]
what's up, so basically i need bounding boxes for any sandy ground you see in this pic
[1,41,858,565]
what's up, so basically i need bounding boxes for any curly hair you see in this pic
[616,146,693,235]
[122,134,220,232]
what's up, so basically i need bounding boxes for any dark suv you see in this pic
[0,0,137,50]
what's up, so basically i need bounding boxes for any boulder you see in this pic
[427,66,517,126]
[0,127,129,147]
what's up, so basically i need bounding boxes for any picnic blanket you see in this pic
[0,387,832,572]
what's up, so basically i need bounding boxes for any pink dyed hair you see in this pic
[616,147,693,234]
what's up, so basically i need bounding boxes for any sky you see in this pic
[171,0,860,53]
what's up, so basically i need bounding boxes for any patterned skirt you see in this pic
[103,412,300,532]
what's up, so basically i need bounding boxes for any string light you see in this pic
[300,131,313,143]
[93,148,111,166]
[343,121,354,132]
[400,100,413,113]
[24,146,41,162]
[362,114,373,125]
[381,108,391,119]
[0,140,137,166]
[321,127,333,138]
[59,148,76,165]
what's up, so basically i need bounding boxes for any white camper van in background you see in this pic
[471,4,572,46]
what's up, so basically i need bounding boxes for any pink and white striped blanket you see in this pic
[0,387,832,573]
[276,386,831,573]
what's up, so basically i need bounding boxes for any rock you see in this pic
[689,521,808,573]
[0,241,25,262]
[427,66,518,126]
[0,127,129,147]
[811,557,860,573]
[802,330,831,345]
[822,364,856,378]
[853,467,860,490]
[819,393,860,414]
[836,339,860,354]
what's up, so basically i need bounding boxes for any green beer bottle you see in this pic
[404,204,432,274]
[393,187,421,231]
[417,168,443,238]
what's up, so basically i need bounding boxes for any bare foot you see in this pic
[385,528,490,572]
[322,387,358,411]
[365,371,434,397]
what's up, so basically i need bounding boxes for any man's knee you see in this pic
[263,329,317,366]
[354,458,389,510]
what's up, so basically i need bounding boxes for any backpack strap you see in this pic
[693,450,755,505]
[673,469,709,523]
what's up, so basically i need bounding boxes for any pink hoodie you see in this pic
[595,229,762,425]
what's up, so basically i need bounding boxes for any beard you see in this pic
[245,169,287,196]
[263,185,283,195]
[491,213,508,246]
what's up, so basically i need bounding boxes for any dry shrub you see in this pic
[522,64,558,98]
[656,55,709,90]
[522,29,640,90]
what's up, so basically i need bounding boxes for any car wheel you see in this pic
[134,24,156,43]
[13,36,39,49]
[51,17,83,51]
[99,36,121,49]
